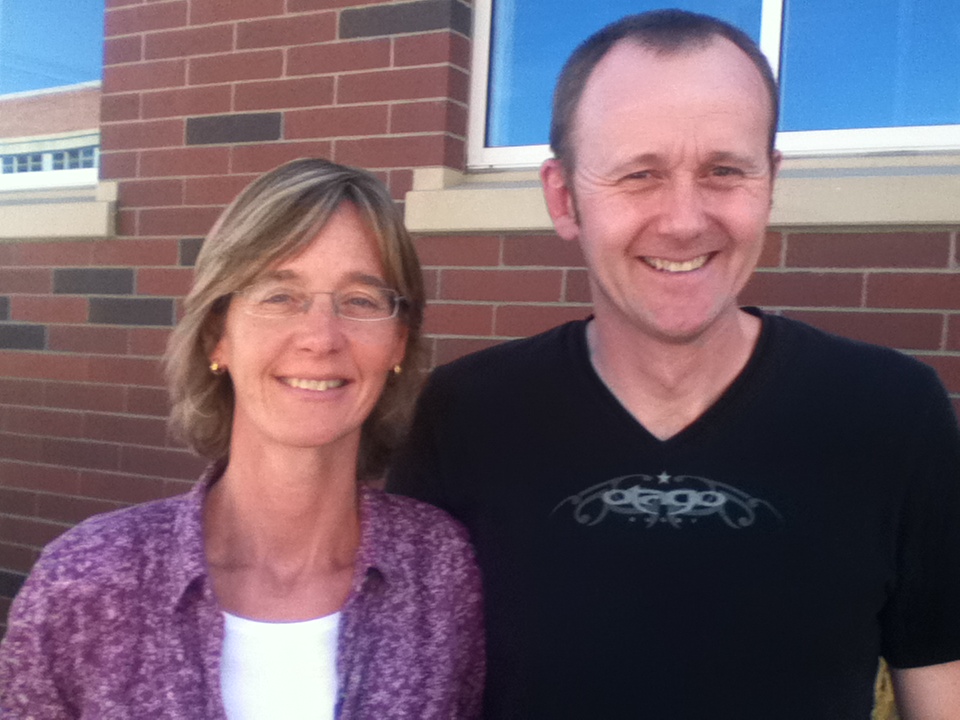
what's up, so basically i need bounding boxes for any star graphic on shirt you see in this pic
[657,472,671,484]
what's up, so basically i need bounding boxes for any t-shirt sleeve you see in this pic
[880,371,960,668]
[386,368,453,512]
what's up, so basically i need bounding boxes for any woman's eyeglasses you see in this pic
[237,282,403,322]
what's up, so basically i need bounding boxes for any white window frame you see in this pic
[467,0,960,169]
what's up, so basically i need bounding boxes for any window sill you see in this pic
[405,153,960,232]
[0,181,117,241]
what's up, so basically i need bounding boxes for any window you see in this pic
[469,0,960,168]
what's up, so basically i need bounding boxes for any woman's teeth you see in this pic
[642,254,710,273]
[283,378,346,391]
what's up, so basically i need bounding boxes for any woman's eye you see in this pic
[261,292,295,305]
[343,292,379,308]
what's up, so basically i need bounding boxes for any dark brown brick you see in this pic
[495,304,593,338]
[866,273,960,310]
[54,269,134,296]
[740,271,863,308]
[503,234,584,268]
[423,303,494,336]
[415,235,500,267]
[186,113,282,146]
[440,269,563,302]
[783,310,943,351]
[340,0,470,39]
[0,325,46,351]
[0,298,8,321]
[88,298,175,326]
[179,238,203,267]
[48,325,129,355]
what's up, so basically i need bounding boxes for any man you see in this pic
[389,10,960,718]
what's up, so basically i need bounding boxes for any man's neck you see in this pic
[586,309,761,440]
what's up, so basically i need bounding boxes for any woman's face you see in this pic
[211,203,407,457]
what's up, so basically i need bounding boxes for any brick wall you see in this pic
[0,85,101,138]
[1,0,958,638]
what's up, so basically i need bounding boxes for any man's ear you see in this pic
[540,158,580,242]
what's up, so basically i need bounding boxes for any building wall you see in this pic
[0,0,958,638]
[0,85,101,139]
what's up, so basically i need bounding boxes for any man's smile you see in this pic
[641,253,712,273]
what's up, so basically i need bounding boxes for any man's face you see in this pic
[541,38,779,344]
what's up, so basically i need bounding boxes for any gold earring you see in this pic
[392,364,402,375]
[210,361,225,375]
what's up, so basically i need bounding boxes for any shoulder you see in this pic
[428,319,587,397]
[28,492,192,590]
[765,312,943,393]
[363,488,472,550]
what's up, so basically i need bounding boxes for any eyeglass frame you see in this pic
[233,283,406,323]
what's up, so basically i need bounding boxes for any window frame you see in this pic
[466,0,960,169]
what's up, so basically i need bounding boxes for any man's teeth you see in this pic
[643,254,709,273]
[284,378,346,391]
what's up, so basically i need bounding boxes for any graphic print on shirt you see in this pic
[552,472,782,529]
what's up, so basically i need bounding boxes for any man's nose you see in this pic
[656,177,708,240]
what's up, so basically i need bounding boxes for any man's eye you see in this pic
[712,166,744,177]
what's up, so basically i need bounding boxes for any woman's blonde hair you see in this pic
[164,158,424,480]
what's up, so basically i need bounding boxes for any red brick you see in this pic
[946,315,960,352]
[236,12,336,49]
[106,0,144,8]
[502,234,584,268]
[189,0,284,24]
[338,66,468,104]
[139,206,221,237]
[129,328,172,356]
[757,232,783,268]
[48,326,129,355]
[120,446,206,480]
[866,273,960,310]
[41,437,121,472]
[93,238,179,266]
[102,58,186,93]
[0,460,80,494]
[14,241,94,266]
[288,0,382,9]
[914,355,960,395]
[230,141,332,174]
[336,133,458,169]
[126,387,170,416]
[83,412,169,446]
[495,304,593,338]
[234,77,335,112]
[564,269,592,303]
[188,50,283,85]
[141,85,232,119]
[137,268,194,297]
[101,118,185,151]
[786,232,950,269]
[79,470,167,504]
[390,100,467,136]
[144,24,233,60]
[284,104,387,139]
[84,356,163,387]
[140,146,230,177]
[184,174,256,205]
[423,303,494,336]
[783,310,943,351]
[433,337,502,366]
[99,151,138,180]
[0,352,92,383]
[422,269,439,300]
[0,486,37,516]
[42,382,127,413]
[740,271,863,308]
[105,1,187,37]
[415,235,500,267]
[288,39,390,76]
[9,297,87,324]
[387,168,414,202]
[3,406,83,439]
[394,31,470,69]
[0,269,52,294]
[35,493,121,525]
[0,516,69,548]
[118,178,184,208]
[0,433,43,464]
[117,208,139,237]
[101,92,141,122]
[441,269,563,302]
[0,378,44,406]
[104,35,143,65]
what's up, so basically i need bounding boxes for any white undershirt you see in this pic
[220,611,340,720]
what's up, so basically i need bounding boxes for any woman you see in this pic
[0,159,484,719]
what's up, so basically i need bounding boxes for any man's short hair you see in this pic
[549,9,780,169]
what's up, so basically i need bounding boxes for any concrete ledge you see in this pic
[0,181,117,240]
[406,154,960,232]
